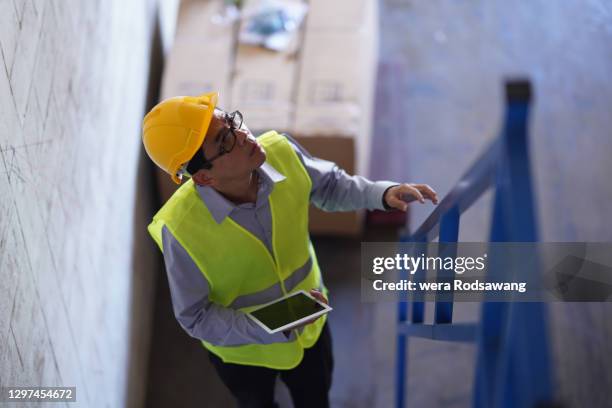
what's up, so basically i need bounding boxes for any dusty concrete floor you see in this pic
[145,0,612,407]
[374,1,612,407]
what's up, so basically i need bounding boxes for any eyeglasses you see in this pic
[186,110,243,174]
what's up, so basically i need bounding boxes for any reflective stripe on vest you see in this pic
[148,130,327,369]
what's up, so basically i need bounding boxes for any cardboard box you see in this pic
[230,43,298,131]
[305,0,370,31]
[294,136,364,236]
[157,0,237,202]
[156,0,379,235]
[293,0,378,177]
[161,0,235,99]
[229,0,305,132]
[161,40,230,97]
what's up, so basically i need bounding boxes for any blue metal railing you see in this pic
[394,80,553,408]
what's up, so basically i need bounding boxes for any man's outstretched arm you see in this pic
[283,134,437,211]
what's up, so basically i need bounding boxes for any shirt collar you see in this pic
[195,161,286,224]
[259,161,286,184]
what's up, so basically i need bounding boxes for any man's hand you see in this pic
[308,289,328,305]
[384,183,438,211]
[301,289,328,325]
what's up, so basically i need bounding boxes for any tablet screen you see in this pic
[250,292,326,331]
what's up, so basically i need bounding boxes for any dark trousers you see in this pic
[208,323,334,408]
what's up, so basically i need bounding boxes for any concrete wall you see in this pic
[0,0,165,406]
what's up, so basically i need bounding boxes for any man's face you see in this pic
[197,109,266,182]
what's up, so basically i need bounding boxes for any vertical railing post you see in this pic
[395,236,426,408]
[473,188,511,408]
[495,80,552,408]
[395,293,408,408]
[410,237,427,324]
[474,80,552,408]
[435,206,460,324]
[395,237,410,408]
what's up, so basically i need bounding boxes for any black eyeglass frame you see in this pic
[186,110,243,174]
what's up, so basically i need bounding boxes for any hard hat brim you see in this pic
[170,91,218,184]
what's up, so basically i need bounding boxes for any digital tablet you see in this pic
[247,290,332,334]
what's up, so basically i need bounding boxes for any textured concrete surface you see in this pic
[0,0,162,407]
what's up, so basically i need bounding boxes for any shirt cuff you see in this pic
[282,330,298,341]
[369,181,400,211]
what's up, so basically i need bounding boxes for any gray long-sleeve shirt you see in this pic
[161,134,398,346]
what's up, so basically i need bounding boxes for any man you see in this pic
[142,92,438,408]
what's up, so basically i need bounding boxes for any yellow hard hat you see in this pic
[142,91,218,184]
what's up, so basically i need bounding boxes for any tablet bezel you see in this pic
[246,290,332,334]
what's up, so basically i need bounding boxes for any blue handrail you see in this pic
[394,80,553,408]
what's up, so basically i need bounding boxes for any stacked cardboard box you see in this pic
[295,0,378,177]
[158,0,378,235]
[161,0,234,99]
[228,0,302,132]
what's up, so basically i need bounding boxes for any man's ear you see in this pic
[192,170,216,187]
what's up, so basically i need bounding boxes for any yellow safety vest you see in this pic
[148,131,327,369]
